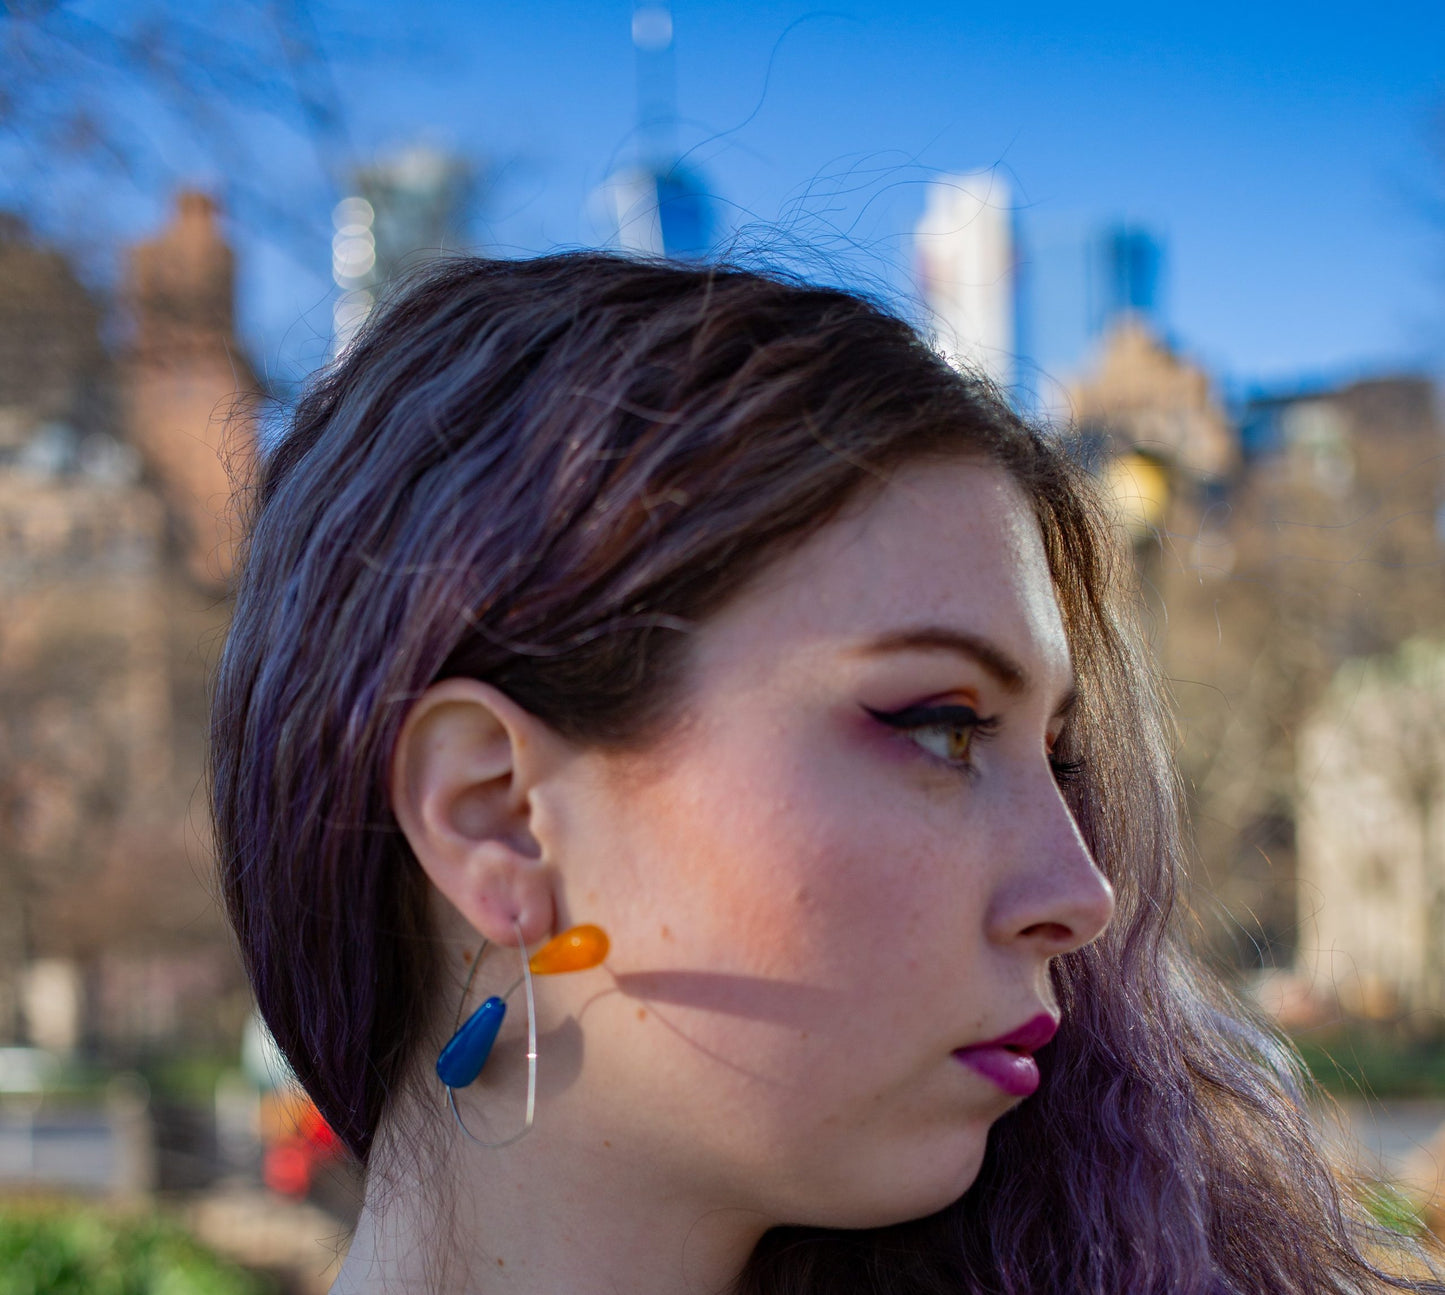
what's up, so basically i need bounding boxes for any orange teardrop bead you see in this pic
[528,924,610,976]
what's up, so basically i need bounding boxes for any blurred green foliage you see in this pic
[15,1051,238,1107]
[1360,1180,1429,1238]
[1292,1027,1445,1099]
[138,1053,236,1105]
[0,1200,276,1295]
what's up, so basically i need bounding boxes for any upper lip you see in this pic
[957,1012,1059,1054]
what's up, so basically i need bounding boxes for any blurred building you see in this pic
[914,181,1170,413]
[596,2,716,261]
[599,162,713,260]
[0,192,254,1059]
[124,190,257,585]
[332,144,475,352]
[1070,317,1236,485]
[914,173,1016,391]
[1298,640,1445,1017]
[1018,219,1165,412]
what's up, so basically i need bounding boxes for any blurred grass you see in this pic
[0,1198,278,1295]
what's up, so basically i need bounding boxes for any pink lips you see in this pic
[952,1013,1059,1099]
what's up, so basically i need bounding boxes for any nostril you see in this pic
[1020,920,1073,944]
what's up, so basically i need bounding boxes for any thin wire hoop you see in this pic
[445,919,538,1148]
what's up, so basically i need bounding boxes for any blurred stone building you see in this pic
[0,192,255,1060]
[125,191,254,588]
[1297,640,1445,1018]
[1069,319,1445,982]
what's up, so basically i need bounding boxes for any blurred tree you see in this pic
[0,0,353,279]
[1072,321,1445,977]
[0,6,496,1057]
[1169,378,1445,973]
[0,203,255,1051]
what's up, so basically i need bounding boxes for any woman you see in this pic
[210,253,1435,1294]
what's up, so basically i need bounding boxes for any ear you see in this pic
[389,678,562,947]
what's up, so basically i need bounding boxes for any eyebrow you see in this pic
[851,626,1031,695]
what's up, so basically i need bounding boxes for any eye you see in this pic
[865,703,1000,770]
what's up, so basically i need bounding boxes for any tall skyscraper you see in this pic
[914,173,1017,392]
[1015,215,1166,413]
[1091,224,1162,330]
[597,3,714,260]
[598,162,712,260]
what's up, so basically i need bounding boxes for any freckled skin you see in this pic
[530,460,1114,1231]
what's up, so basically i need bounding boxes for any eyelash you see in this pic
[1049,754,1087,789]
[866,703,999,774]
[866,703,1087,789]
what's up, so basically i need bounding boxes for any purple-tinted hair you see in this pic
[210,253,1439,1294]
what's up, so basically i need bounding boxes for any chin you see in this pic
[798,1123,991,1232]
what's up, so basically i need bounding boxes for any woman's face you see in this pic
[531,457,1114,1229]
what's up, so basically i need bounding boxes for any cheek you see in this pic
[614,721,965,995]
[565,722,1001,1220]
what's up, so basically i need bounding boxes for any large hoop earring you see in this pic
[436,922,608,1148]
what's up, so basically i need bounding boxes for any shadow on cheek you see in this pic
[613,971,841,1028]
[472,1015,584,1102]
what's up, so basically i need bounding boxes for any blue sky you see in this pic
[45,0,1445,395]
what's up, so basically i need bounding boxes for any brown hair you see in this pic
[211,252,1437,1293]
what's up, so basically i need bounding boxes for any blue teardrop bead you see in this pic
[436,996,507,1088]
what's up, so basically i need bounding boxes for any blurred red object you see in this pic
[263,1141,313,1196]
[296,1100,343,1156]
[260,1089,342,1196]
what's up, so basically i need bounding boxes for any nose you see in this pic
[984,774,1114,957]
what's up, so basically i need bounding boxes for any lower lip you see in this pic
[952,1046,1040,1098]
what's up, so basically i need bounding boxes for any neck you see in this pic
[331,1106,769,1295]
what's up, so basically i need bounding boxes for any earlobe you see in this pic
[389,678,558,946]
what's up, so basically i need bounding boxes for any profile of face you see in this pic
[393,457,1115,1235]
